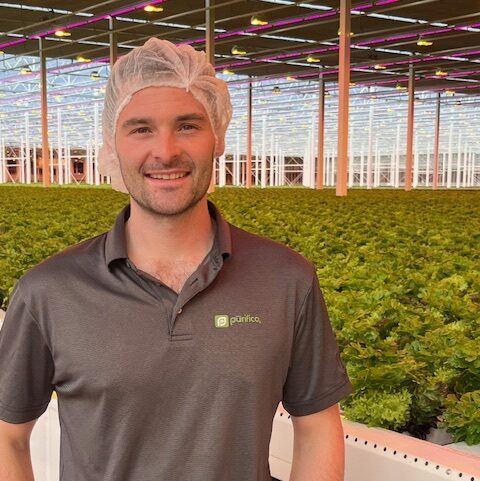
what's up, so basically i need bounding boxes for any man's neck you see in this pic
[125,197,215,268]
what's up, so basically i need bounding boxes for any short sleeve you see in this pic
[0,283,54,423]
[282,271,353,416]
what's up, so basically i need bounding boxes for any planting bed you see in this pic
[1,186,479,445]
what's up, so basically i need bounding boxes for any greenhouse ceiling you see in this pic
[0,0,479,155]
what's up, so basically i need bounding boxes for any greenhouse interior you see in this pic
[0,0,479,480]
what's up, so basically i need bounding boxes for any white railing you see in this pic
[24,397,480,481]
[269,405,480,481]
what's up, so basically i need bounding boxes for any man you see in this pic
[0,39,352,481]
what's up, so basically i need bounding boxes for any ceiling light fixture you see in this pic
[54,29,71,37]
[20,67,32,74]
[250,14,268,26]
[435,69,448,77]
[231,46,247,55]
[144,5,163,13]
[76,56,92,63]
[286,75,297,81]
[222,68,234,75]
[417,37,433,46]
[445,90,455,95]
[272,86,281,94]
[306,54,321,63]
[90,71,101,80]
[395,83,406,90]
[374,64,387,70]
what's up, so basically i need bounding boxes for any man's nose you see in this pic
[151,131,181,162]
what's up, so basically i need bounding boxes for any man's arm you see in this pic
[289,403,345,481]
[0,418,37,481]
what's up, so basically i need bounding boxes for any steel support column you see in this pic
[205,0,215,65]
[57,110,63,185]
[270,133,274,187]
[261,117,267,188]
[33,144,37,183]
[456,132,462,188]
[25,112,31,184]
[94,103,100,185]
[336,0,351,196]
[433,93,441,190]
[405,64,414,191]
[246,80,253,188]
[425,142,431,187]
[39,37,50,187]
[0,138,4,183]
[367,102,373,189]
[206,0,216,191]
[447,123,453,188]
[109,17,118,68]
[316,72,325,189]
[395,125,401,188]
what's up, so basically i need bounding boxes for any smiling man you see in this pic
[116,88,218,217]
[0,39,352,481]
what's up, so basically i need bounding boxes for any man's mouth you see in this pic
[145,172,189,180]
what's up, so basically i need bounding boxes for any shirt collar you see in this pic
[105,201,232,268]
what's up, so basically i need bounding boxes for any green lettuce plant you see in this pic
[1,186,479,445]
[441,391,480,445]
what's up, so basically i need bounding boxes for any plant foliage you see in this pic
[1,186,479,444]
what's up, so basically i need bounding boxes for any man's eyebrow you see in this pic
[175,113,208,122]
[121,114,207,128]
[121,117,153,128]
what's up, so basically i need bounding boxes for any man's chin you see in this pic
[130,193,206,218]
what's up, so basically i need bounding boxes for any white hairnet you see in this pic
[98,38,233,193]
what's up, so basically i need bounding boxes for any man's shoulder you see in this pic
[18,232,108,293]
[228,223,315,277]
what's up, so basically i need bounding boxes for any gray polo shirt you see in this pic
[0,201,352,481]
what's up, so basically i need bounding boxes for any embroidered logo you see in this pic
[214,314,262,328]
[214,315,230,328]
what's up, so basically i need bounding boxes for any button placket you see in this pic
[124,261,179,338]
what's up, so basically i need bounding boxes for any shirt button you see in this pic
[177,308,183,314]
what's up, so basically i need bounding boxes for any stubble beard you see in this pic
[119,155,214,218]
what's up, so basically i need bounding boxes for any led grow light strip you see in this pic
[0,0,166,50]
[223,47,480,85]
[30,0,166,38]
[215,47,452,74]
[210,2,480,73]
[186,0,403,46]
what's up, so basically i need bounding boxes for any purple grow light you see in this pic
[0,0,166,50]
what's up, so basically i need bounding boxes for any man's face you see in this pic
[115,86,221,217]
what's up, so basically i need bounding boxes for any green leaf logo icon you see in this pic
[214,315,230,328]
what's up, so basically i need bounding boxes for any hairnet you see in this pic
[98,38,233,193]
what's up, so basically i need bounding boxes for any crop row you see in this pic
[1,186,479,444]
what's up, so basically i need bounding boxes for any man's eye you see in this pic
[132,127,150,134]
[180,124,198,131]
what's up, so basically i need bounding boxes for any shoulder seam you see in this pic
[14,281,55,362]
[291,266,317,351]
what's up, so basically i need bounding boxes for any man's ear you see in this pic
[214,137,225,158]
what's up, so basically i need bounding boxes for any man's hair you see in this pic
[98,38,233,192]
